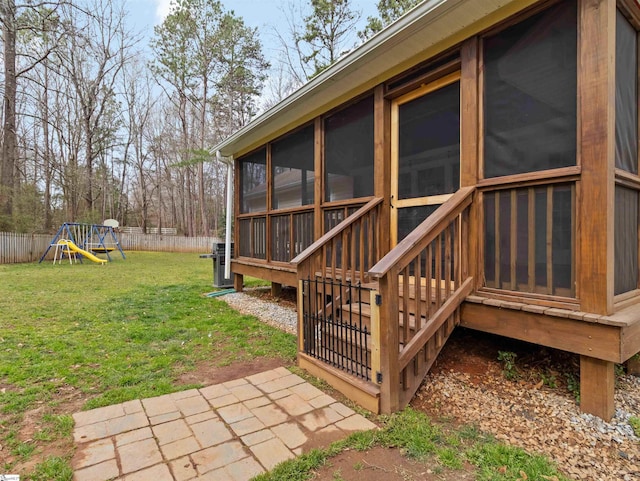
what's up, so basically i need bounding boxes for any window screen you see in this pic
[324,96,374,202]
[616,10,638,174]
[483,1,577,178]
[615,186,639,295]
[398,82,460,200]
[397,205,438,242]
[272,125,315,209]
[240,148,267,213]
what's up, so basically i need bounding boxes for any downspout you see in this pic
[217,151,234,280]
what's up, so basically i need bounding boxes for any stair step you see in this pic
[341,303,371,318]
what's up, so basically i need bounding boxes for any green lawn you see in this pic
[0,252,570,481]
[0,252,296,478]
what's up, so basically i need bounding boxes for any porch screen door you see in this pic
[391,72,461,246]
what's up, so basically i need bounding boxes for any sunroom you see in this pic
[213,0,640,420]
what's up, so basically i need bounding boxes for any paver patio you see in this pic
[72,367,378,481]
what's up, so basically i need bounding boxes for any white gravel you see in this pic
[221,288,297,334]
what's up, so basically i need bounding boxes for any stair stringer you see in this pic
[396,277,474,409]
[398,308,459,409]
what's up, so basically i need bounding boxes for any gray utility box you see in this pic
[211,242,233,288]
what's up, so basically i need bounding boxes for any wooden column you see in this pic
[578,0,616,315]
[577,0,616,420]
[460,37,480,288]
[314,118,323,240]
[378,272,400,414]
[234,273,244,292]
[271,282,282,296]
[374,84,391,256]
[580,355,615,420]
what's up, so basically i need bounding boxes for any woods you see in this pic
[0,0,413,236]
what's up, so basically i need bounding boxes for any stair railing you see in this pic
[368,186,476,413]
[292,197,384,371]
[291,197,383,283]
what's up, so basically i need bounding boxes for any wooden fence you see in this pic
[0,231,221,264]
[0,232,52,264]
[118,234,220,253]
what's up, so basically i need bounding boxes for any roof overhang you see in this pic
[212,0,539,158]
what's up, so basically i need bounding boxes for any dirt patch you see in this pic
[6,357,291,477]
[175,357,289,386]
[4,386,88,475]
[244,286,297,309]
[311,446,475,481]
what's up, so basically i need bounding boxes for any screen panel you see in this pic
[272,125,315,209]
[324,96,375,202]
[240,148,267,213]
[398,82,460,200]
[615,186,639,295]
[615,9,638,174]
[484,1,577,178]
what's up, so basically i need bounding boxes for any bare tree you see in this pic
[59,0,138,217]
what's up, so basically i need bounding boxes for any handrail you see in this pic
[368,187,475,278]
[291,197,383,266]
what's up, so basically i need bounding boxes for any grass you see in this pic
[0,252,296,478]
[630,416,640,437]
[252,408,569,481]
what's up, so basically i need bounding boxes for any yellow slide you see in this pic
[58,239,107,264]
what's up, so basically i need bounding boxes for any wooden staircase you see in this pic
[292,187,476,414]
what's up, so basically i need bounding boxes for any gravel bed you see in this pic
[222,290,640,480]
[221,288,297,334]
[415,370,640,481]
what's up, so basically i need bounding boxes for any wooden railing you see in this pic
[271,209,315,262]
[237,215,267,259]
[368,186,475,413]
[291,197,383,283]
[482,183,575,298]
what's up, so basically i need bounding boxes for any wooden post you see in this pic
[374,84,391,256]
[233,273,243,292]
[378,273,400,413]
[580,355,615,421]
[369,289,382,391]
[271,282,282,297]
[314,118,323,241]
[460,36,480,289]
[578,0,616,314]
[298,279,305,352]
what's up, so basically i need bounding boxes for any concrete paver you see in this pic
[74,438,114,469]
[169,456,197,481]
[271,421,308,449]
[250,437,295,470]
[191,440,248,475]
[190,418,233,447]
[119,438,163,474]
[71,367,378,481]
[152,419,192,445]
[74,459,119,481]
[160,436,201,460]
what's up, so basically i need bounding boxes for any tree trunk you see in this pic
[1,0,17,226]
[199,77,209,236]
[42,61,53,230]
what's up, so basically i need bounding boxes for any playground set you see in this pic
[39,222,126,265]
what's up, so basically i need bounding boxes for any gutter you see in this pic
[216,150,234,280]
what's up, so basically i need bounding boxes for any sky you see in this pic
[126,0,379,70]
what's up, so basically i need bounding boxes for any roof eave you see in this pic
[212,0,534,158]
